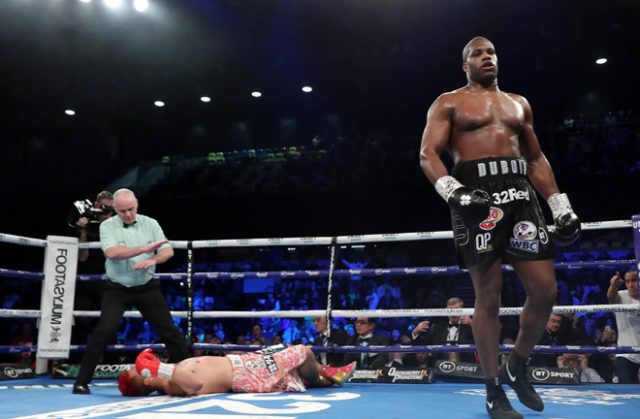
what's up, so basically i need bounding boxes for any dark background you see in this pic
[1,0,638,245]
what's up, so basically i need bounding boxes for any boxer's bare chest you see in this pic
[452,92,524,134]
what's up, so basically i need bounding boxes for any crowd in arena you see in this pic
[145,109,640,200]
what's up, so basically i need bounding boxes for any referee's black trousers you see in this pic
[75,279,191,385]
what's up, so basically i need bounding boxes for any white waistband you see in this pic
[227,354,244,368]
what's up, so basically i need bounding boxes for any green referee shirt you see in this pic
[99,214,171,287]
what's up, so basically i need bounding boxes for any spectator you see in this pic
[312,316,348,366]
[281,319,302,344]
[250,324,272,346]
[557,353,604,383]
[530,313,567,367]
[385,345,406,369]
[607,270,640,383]
[412,297,475,365]
[343,317,389,369]
[591,325,618,382]
[413,351,430,369]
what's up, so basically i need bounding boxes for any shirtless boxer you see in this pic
[419,36,580,419]
[118,344,356,396]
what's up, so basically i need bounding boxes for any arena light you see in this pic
[65,109,76,116]
[79,0,92,3]
[595,57,607,65]
[251,91,262,98]
[301,86,313,93]
[133,0,149,13]
[200,96,211,103]
[154,100,165,107]
[103,0,123,9]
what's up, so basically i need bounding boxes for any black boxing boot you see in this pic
[485,377,522,419]
[499,352,543,412]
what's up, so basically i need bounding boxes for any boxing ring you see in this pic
[2,379,640,418]
[1,219,640,418]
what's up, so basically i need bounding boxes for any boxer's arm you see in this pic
[144,376,188,396]
[419,94,453,184]
[512,94,559,199]
[515,94,580,244]
[607,273,623,304]
[420,94,490,226]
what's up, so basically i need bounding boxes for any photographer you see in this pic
[69,191,114,257]
[69,191,114,345]
[72,191,114,259]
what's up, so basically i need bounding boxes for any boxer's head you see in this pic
[462,36,498,86]
[118,367,153,397]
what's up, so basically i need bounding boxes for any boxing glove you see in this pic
[547,192,581,246]
[135,348,175,379]
[435,175,491,227]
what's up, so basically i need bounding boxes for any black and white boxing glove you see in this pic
[435,175,491,227]
[547,192,581,246]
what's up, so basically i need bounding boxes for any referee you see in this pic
[73,188,191,394]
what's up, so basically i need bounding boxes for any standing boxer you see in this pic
[419,36,580,419]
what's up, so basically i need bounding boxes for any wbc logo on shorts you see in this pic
[479,207,504,231]
[510,221,539,253]
[513,221,537,240]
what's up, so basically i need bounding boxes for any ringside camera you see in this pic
[68,199,113,228]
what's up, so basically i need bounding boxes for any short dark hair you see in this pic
[462,36,491,62]
[96,190,113,201]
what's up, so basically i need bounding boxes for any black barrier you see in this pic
[529,366,580,385]
[433,360,580,385]
[348,367,435,384]
[0,364,35,380]
[434,360,485,381]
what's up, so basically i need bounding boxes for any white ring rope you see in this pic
[3,219,629,249]
[2,304,638,319]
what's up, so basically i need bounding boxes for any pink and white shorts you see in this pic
[228,345,307,393]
